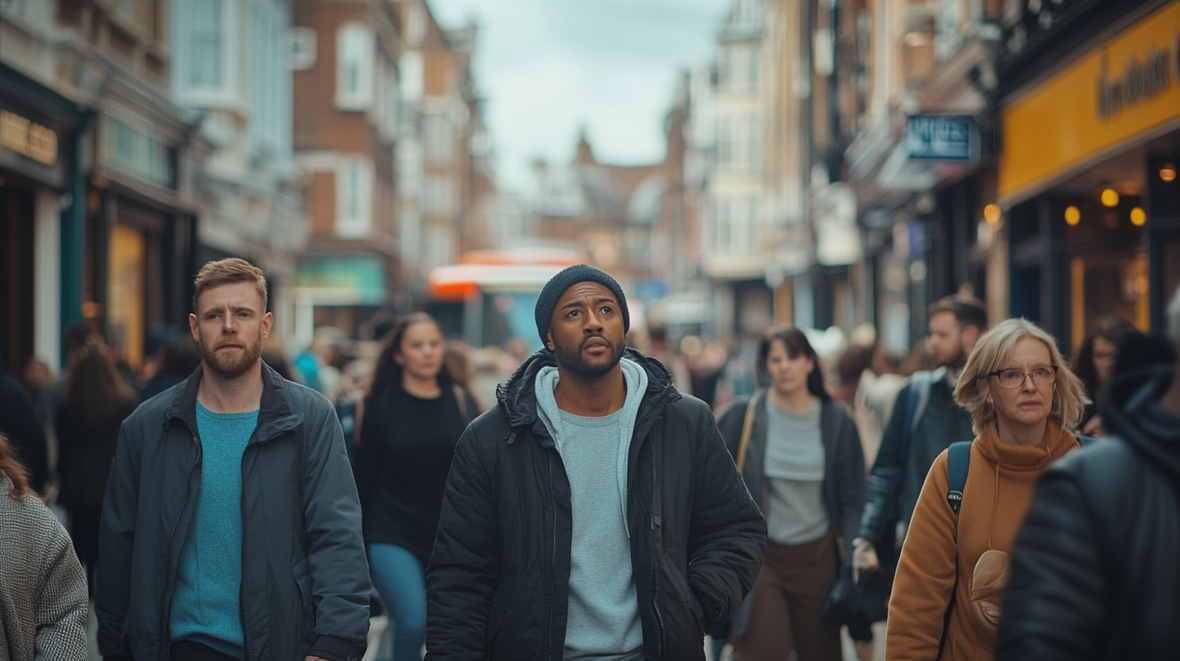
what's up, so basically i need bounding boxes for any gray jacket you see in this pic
[0,478,88,661]
[95,363,369,661]
[717,392,866,552]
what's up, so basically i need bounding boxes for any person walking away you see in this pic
[425,264,766,661]
[1069,316,1135,437]
[884,318,1088,660]
[995,296,1180,659]
[0,355,49,495]
[0,433,88,659]
[850,296,987,598]
[716,327,865,661]
[353,312,477,661]
[55,338,139,594]
[96,258,370,661]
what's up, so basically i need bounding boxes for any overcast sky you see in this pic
[429,0,730,191]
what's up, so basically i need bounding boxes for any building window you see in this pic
[422,175,455,216]
[190,0,224,87]
[290,27,316,71]
[720,43,758,92]
[717,117,759,171]
[336,160,373,238]
[336,22,373,110]
[423,113,453,165]
[398,139,421,196]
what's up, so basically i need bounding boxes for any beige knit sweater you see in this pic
[0,477,88,661]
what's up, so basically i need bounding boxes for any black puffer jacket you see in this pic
[425,349,766,661]
[96,363,370,661]
[995,363,1180,660]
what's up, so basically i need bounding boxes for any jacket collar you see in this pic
[496,347,681,442]
[166,361,302,441]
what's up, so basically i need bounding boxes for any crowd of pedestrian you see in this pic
[2,256,1179,661]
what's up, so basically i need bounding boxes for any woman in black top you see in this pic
[354,313,476,661]
[56,339,139,594]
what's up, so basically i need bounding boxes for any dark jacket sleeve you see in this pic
[995,468,1105,661]
[685,402,767,626]
[301,401,371,660]
[425,423,500,660]
[828,404,866,549]
[857,382,912,545]
[95,419,141,658]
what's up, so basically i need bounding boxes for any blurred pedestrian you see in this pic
[716,327,864,661]
[261,335,299,383]
[20,356,54,402]
[0,355,48,495]
[0,432,88,659]
[851,296,987,612]
[1070,316,1135,437]
[34,320,93,490]
[353,312,478,661]
[426,265,766,661]
[96,258,370,661]
[885,318,1088,660]
[56,338,138,594]
[138,334,202,402]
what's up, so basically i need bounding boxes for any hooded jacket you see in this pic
[995,364,1180,660]
[886,419,1077,661]
[424,348,766,661]
[95,363,370,661]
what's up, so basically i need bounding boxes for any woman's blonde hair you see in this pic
[955,318,1089,433]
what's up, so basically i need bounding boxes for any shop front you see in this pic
[999,0,1180,350]
[0,64,84,373]
[90,99,200,371]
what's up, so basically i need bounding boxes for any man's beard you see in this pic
[201,334,263,379]
[554,335,625,379]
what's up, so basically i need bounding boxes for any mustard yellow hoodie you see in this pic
[885,419,1078,661]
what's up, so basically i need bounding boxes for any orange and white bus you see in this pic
[426,248,583,350]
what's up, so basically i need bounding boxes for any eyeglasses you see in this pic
[984,365,1058,389]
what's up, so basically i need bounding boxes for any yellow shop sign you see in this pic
[1000,0,1180,202]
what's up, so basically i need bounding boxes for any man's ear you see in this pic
[545,330,554,352]
[962,324,982,351]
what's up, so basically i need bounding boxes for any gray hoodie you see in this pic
[535,358,648,660]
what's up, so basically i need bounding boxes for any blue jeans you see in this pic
[368,544,427,661]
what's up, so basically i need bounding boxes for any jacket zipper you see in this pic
[649,438,666,659]
[239,439,254,661]
[160,433,201,660]
[547,453,556,661]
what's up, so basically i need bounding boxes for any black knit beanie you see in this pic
[535,264,630,345]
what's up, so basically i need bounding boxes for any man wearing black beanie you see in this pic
[427,265,767,661]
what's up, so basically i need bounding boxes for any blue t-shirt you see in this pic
[169,401,259,658]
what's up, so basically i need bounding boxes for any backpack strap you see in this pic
[946,440,973,515]
[735,392,761,474]
[1076,434,1097,447]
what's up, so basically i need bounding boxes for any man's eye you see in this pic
[599,306,612,314]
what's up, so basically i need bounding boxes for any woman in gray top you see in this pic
[717,327,865,661]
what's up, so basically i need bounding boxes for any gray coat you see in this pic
[0,478,88,661]
[716,392,866,633]
[95,363,370,661]
[717,392,866,554]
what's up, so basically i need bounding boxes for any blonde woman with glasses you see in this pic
[884,318,1088,661]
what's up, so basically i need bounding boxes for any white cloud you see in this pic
[428,0,727,189]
